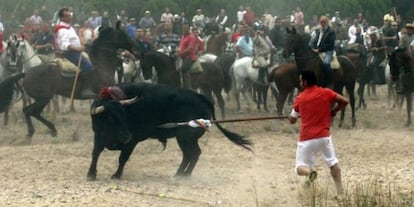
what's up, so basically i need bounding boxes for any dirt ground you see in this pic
[0,85,413,207]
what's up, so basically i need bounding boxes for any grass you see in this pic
[297,178,414,207]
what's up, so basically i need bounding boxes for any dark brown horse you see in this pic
[139,51,231,118]
[388,48,414,126]
[13,23,137,139]
[267,63,299,114]
[204,32,229,57]
[283,27,357,127]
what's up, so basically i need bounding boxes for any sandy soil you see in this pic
[0,85,413,207]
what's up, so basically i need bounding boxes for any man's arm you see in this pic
[288,108,300,124]
[331,94,349,116]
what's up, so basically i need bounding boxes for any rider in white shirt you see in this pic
[54,7,95,98]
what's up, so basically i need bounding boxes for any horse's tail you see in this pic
[0,73,25,113]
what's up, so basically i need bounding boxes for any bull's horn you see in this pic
[119,96,139,105]
[90,105,105,115]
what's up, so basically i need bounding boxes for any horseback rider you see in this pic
[215,9,228,32]
[178,23,198,89]
[252,22,273,85]
[234,23,253,58]
[310,15,336,87]
[380,14,399,54]
[395,23,414,93]
[366,27,387,85]
[154,22,180,57]
[54,7,96,98]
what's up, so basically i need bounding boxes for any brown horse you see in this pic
[204,32,229,57]
[283,27,357,127]
[267,63,299,114]
[139,51,231,118]
[13,23,137,139]
[388,48,414,126]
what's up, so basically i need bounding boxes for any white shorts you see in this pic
[295,136,338,169]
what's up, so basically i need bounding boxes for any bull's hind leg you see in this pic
[175,131,203,176]
[23,98,56,138]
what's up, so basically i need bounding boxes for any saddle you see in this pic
[190,60,203,73]
[318,51,340,69]
[54,52,91,77]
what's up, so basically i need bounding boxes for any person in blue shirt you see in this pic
[125,18,137,40]
[235,23,253,58]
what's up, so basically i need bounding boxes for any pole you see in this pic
[69,54,82,112]
[211,115,289,124]
[157,115,289,128]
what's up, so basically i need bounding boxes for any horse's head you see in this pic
[92,23,139,60]
[283,27,301,58]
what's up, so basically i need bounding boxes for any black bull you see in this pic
[88,83,252,180]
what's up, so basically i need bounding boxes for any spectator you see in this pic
[39,5,52,23]
[243,6,255,27]
[139,11,156,31]
[79,21,96,53]
[215,9,228,32]
[237,5,246,24]
[101,11,112,27]
[192,9,206,30]
[173,14,183,35]
[29,9,43,30]
[135,28,153,54]
[88,11,102,29]
[125,18,137,40]
[160,7,174,24]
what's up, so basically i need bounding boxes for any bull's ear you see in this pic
[91,105,105,115]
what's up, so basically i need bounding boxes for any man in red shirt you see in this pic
[243,6,255,27]
[178,23,198,88]
[288,70,348,195]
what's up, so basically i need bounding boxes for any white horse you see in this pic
[231,56,275,112]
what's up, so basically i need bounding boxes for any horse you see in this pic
[231,56,273,112]
[388,48,414,126]
[139,51,230,118]
[267,63,299,114]
[204,32,229,57]
[4,22,137,139]
[284,27,357,127]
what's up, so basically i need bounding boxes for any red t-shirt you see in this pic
[178,33,197,61]
[293,86,337,141]
[231,32,242,43]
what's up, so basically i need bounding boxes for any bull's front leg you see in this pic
[112,145,136,179]
[87,143,105,181]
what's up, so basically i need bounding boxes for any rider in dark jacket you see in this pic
[310,16,336,87]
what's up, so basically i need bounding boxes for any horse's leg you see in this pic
[4,107,9,126]
[213,88,226,119]
[276,91,289,115]
[262,85,269,112]
[342,82,356,127]
[23,98,57,139]
[357,80,366,110]
[405,92,412,126]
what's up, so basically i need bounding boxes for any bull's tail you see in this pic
[215,122,253,152]
[197,91,253,152]
[0,73,25,113]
